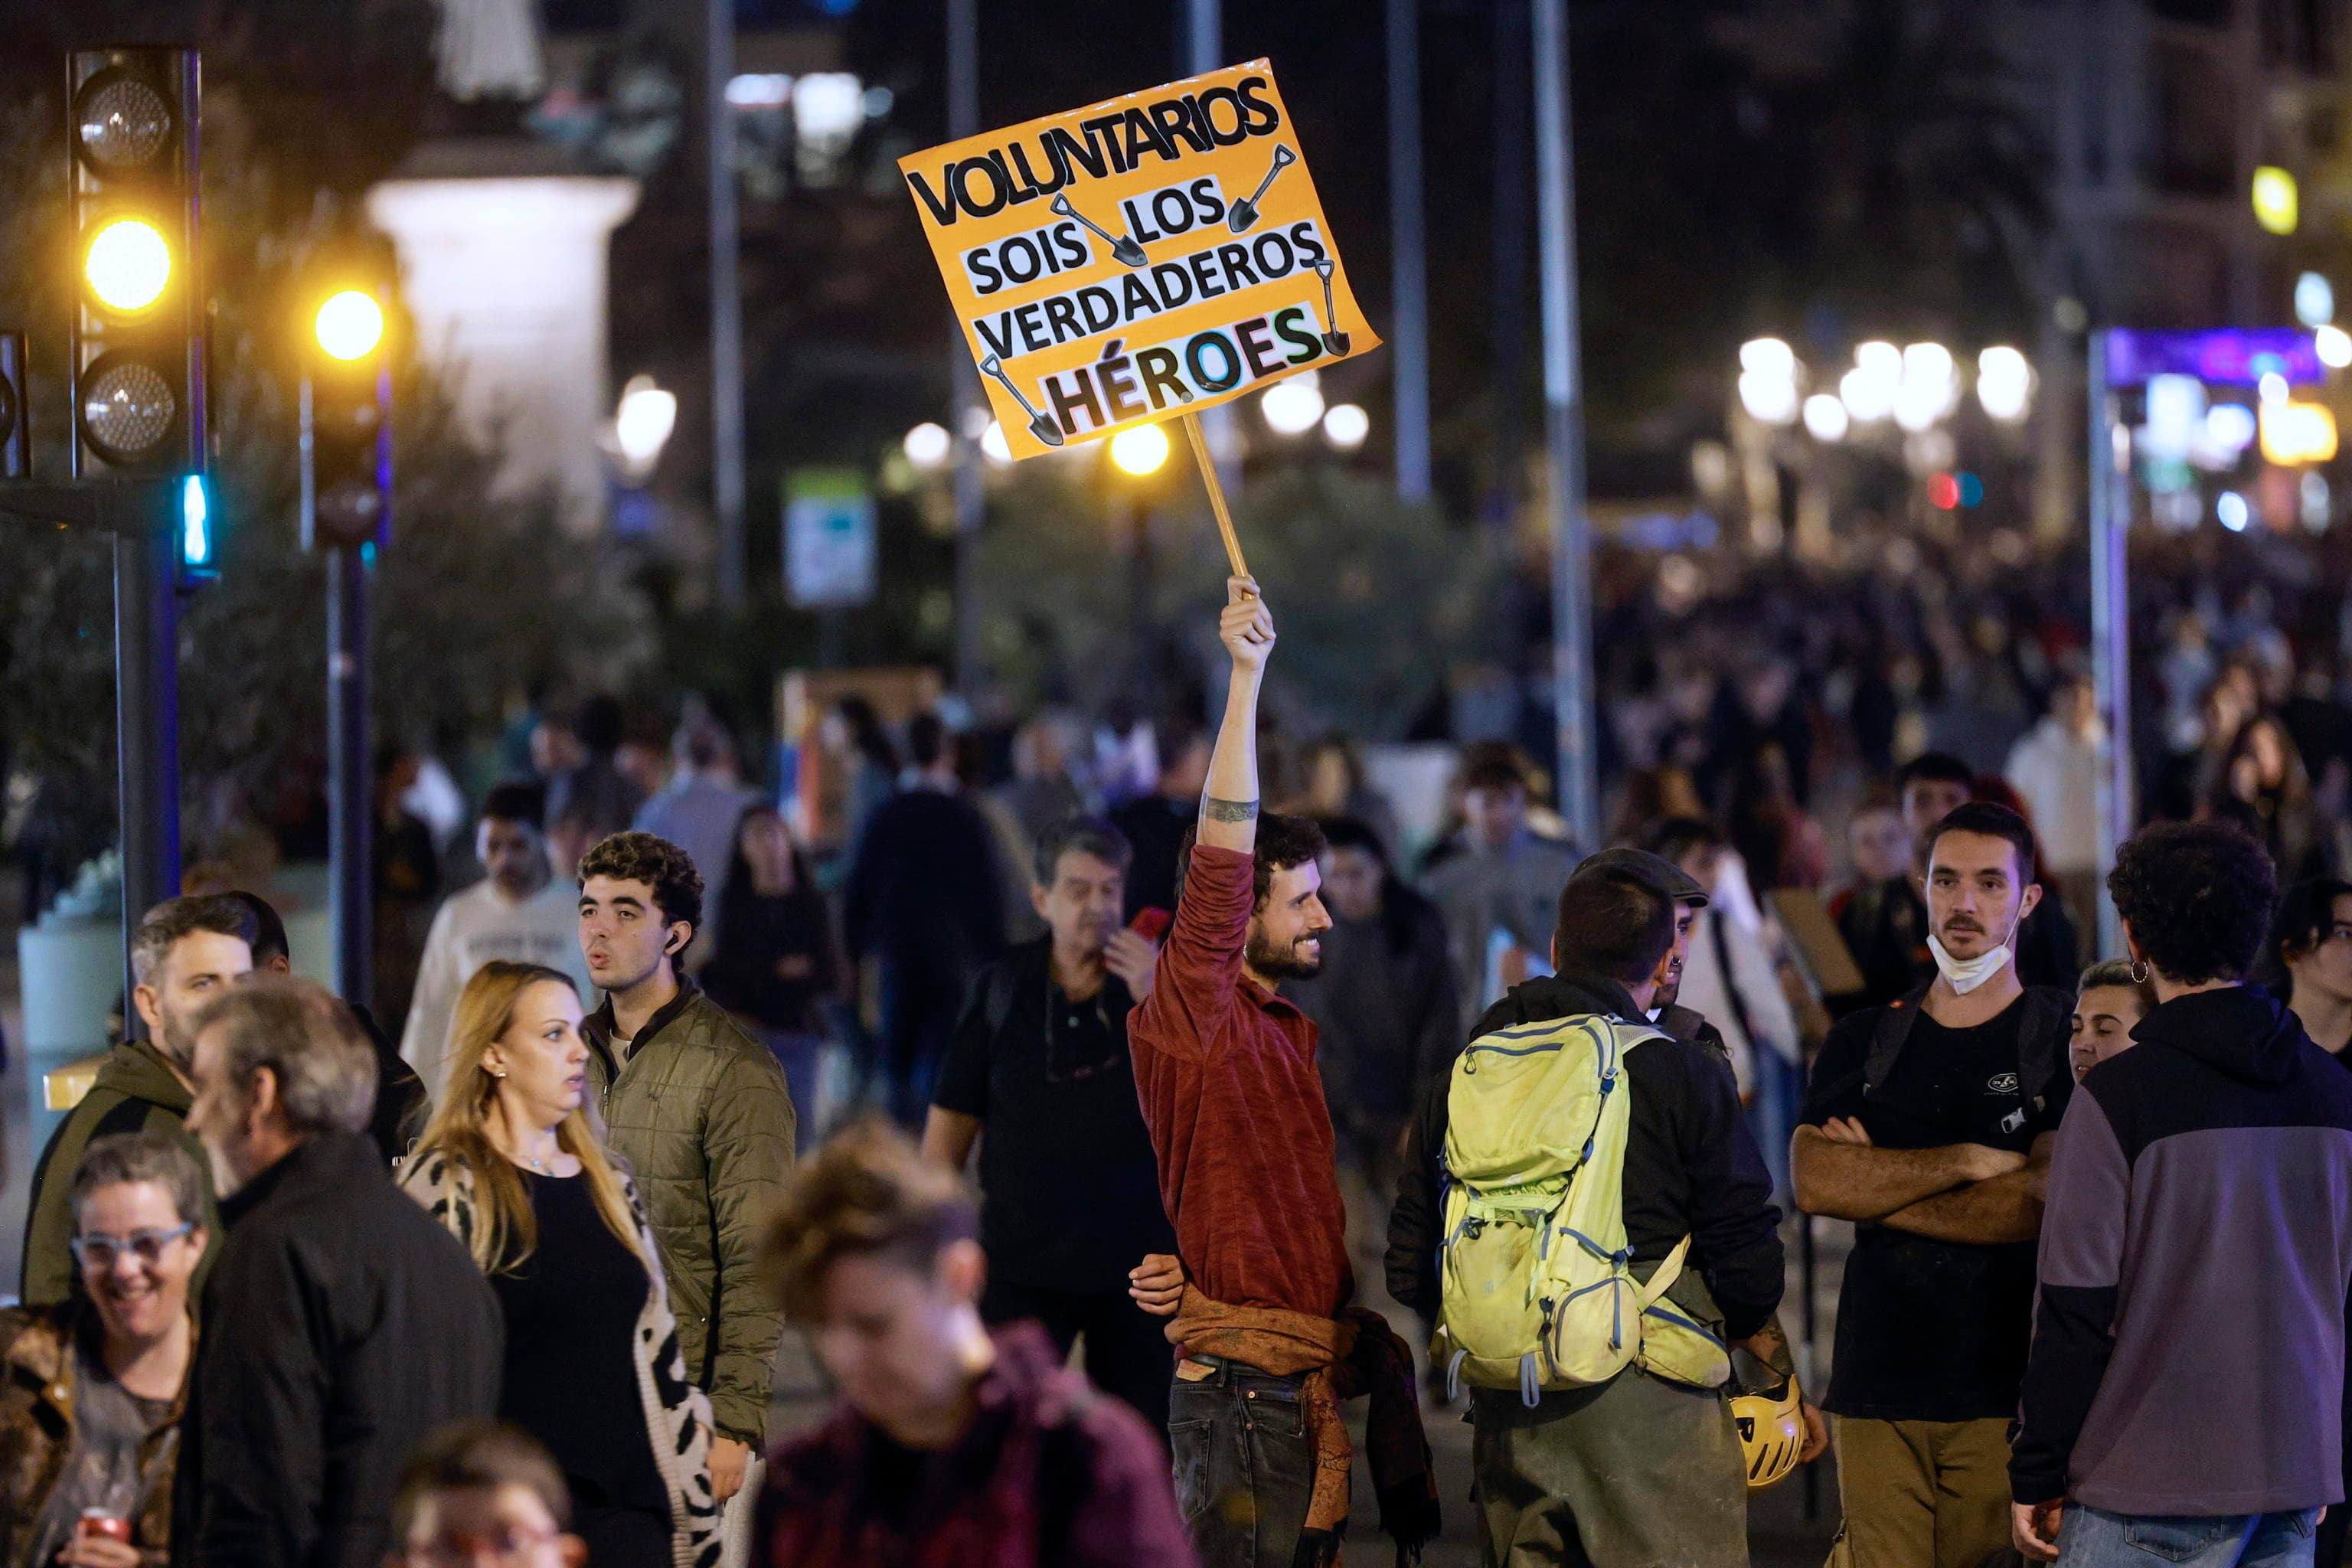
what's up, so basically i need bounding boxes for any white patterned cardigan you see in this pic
[397,1148,725,1568]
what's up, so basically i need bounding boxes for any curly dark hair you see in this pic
[2108,821,2278,985]
[578,830,705,933]
[1174,813,1329,911]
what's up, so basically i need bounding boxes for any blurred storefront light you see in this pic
[1976,346,2032,421]
[2253,166,2300,236]
[1802,393,1849,442]
[2260,400,2338,465]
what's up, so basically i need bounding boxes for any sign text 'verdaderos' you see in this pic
[898,61,1378,459]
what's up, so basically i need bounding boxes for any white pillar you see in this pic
[367,173,640,531]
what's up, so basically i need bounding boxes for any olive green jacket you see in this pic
[21,1041,217,1308]
[582,977,796,1446]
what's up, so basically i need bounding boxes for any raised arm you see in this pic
[1790,1120,2026,1222]
[1197,576,1273,854]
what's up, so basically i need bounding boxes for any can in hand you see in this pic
[78,1509,131,1544]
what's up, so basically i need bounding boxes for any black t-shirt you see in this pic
[1800,991,2073,1421]
[492,1170,667,1516]
[933,939,1177,1294]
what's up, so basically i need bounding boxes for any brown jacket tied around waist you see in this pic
[1169,1285,1439,1567]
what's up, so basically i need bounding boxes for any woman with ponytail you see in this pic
[399,961,720,1568]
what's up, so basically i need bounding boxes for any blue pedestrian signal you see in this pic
[178,473,217,582]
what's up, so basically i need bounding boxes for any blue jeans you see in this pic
[1168,1358,1315,1568]
[2056,1503,2321,1567]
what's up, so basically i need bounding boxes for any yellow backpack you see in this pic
[1432,1013,1730,1403]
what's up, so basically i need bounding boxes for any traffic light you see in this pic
[0,332,24,480]
[67,49,203,482]
[300,287,390,552]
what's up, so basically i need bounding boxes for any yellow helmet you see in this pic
[1731,1370,1805,1491]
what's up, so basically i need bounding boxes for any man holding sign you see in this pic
[1125,580,1437,1568]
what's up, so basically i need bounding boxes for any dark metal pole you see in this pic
[710,0,746,609]
[113,510,179,1011]
[1387,0,1431,499]
[1534,0,1598,848]
[949,0,986,694]
[327,547,371,1007]
[1486,0,1531,541]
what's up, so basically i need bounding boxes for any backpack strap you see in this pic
[2014,986,2071,1119]
[1862,985,1932,1096]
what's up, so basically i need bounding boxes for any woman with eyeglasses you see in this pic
[397,962,718,1568]
[2276,875,2352,1060]
[0,1132,208,1568]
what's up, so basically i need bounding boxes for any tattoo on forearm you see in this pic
[1746,1317,1796,1378]
[1203,796,1260,823]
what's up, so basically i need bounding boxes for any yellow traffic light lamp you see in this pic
[81,217,172,314]
[313,289,385,362]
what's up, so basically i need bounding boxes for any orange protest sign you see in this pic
[898,60,1379,462]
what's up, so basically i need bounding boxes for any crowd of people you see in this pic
[12,550,2352,1568]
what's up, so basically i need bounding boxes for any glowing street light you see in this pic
[1260,374,1325,436]
[2318,325,2352,369]
[1322,402,1369,449]
[1977,345,2033,421]
[902,420,950,469]
[612,374,678,474]
[82,216,172,314]
[2298,272,2335,328]
[1801,394,1849,442]
[1109,422,1171,475]
[2253,165,2300,236]
[980,420,1012,466]
[1841,341,1900,422]
[312,289,385,362]
[1740,338,1796,378]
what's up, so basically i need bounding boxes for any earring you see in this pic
[2128,959,2151,986]
[491,1066,508,1079]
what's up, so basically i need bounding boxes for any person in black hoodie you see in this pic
[1387,863,1784,1564]
[174,975,501,1568]
[703,804,841,1130]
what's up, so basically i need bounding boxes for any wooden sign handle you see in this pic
[1179,411,1250,580]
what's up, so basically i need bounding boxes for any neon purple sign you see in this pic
[2103,328,2323,387]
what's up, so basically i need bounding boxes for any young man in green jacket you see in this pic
[19,893,253,1306]
[577,831,798,1557]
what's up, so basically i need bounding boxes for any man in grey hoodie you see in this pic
[2012,822,2352,1565]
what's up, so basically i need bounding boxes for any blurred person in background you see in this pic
[175,978,501,1568]
[1723,741,1829,891]
[373,747,442,1042]
[401,782,594,1104]
[2202,713,2326,884]
[1109,724,1211,921]
[21,895,253,1308]
[2069,960,2155,1083]
[401,962,720,1566]
[704,805,841,1135]
[921,818,1173,1432]
[1289,815,1458,1297]
[994,715,1089,851]
[1426,743,1582,1028]
[544,802,596,888]
[756,1121,1196,1568]
[2004,671,2106,933]
[844,714,1008,1125]
[228,889,428,1165]
[2275,876,2352,1060]
[1971,775,2081,989]
[1606,764,1707,851]
[1,1134,207,1568]
[1831,793,1925,1010]
[634,720,760,966]
[812,696,899,876]
[385,1423,583,1568]
[1288,736,1400,858]
[547,697,645,846]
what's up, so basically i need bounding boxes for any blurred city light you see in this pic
[1260,372,1325,435]
[1927,472,1961,510]
[2262,401,2339,465]
[2253,166,2300,236]
[795,73,865,142]
[1977,346,2033,421]
[1322,402,1369,449]
[1739,338,1795,378]
[2318,325,2352,368]
[2260,371,2291,406]
[2205,403,2259,455]
[312,289,384,362]
[1109,422,1171,475]
[726,74,792,108]
[1841,341,1901,422]
[902,420,950,469]
[612,374,677,472]
[180,474,212,570]
[83,215,172,313]
[2144,375,2207,462]
[980,420,1012,466]
[2298,273,2336,328]
[2218,491,2251,531]
[2305,472,2332,531]
[1893,342,1958,433]
[1802,393,1849,442]
[1738,369,1800,424]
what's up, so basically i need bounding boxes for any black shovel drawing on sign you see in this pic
[1312,258,1351,356]
[978,354,1064,447]
[1227,145,1297,234]
[1050,194,1148,268]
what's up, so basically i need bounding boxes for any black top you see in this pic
[492,1171,665,1516]
[1109,795,1197,921]
[1802,993,2073,1421]
[1387,972,1785,1342]
[843,788,1007,972]
[933,939,1176,1293]
[175,1131,502,1568]
[704,883,839,1035]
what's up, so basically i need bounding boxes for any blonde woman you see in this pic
[398,962,720,1568]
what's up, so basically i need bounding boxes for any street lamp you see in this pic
[1801,394,1848,442]
[1109,422,1171,475]
[1322,403,1369,449]
[612,374,677,478]
[903,420,950,469]
[313,289,385,362]
[1260,374,1325,436]
[2253,166,2300,236]
[2321,325,2352,369]
[1976,346,2033,422]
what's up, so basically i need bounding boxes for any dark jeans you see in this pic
[873,962,962,1125]
[1168,1358,1315,1568]
[983,1278,1173,1436]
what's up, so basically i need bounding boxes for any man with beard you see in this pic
[20,894,256,1306]
[1794,801,2075,1567]
[1126,579,1437,1568]
[922,815,1176,1432]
